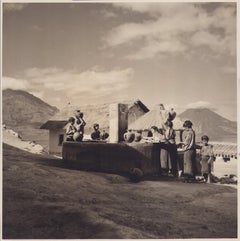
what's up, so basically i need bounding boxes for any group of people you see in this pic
[179,120,214,183]
[65,107,214,183]
[150,119,178,177]
[65,110,86,142]
[65,110,109,142]
[91,123,109,141]
[151,118,214,183]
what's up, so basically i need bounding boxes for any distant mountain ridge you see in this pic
[2,89,237,144]
[3,89,59,127]
[179,108,237,143]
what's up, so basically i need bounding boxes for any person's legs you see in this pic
[169,144,178,176]
[203,173,208,182]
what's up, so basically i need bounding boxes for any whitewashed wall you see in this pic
[49,129,65,154]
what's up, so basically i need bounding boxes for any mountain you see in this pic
[3,89,59,126]
[179,108,237,143]
[2,89,59,147]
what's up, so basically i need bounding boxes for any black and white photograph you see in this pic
[1,1,238,239]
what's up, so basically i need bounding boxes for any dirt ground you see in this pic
[2,143,237,239]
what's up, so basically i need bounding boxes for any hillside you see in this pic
[179,108,237,142]
[2,89,59,147]
[3,89,58,126]
[2,143,237,239]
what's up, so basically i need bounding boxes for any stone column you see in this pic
[109,103,128,143]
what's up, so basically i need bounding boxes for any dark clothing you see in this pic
[168,143,178,176]
[183,149,196,176]
[182,128,196,178]
[161,127,178,175]
[91,130,101,140]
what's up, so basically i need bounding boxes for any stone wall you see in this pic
[62,142,203,176]
[62,142,161,176]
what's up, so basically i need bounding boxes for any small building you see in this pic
[40,100,149,155]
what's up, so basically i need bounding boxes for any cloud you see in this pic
[2,76,29,90]
[126,38,187,60]
[186,101,216,110]
[3,67,135,107]
[3,3,28,12]
[191,30,235,56]
[105,3,236,60]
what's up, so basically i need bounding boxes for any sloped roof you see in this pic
[129,104,183,130]
[41,100,148,131]
[211,142,238,158]
[40,120,68,130]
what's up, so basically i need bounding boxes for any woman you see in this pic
[91,123,101,140]
[181,120,196,181]
[74,111,86,142]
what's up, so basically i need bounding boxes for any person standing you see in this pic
[73,110,86,142]
[200,135,214,183]
[181,120,196,182]
[150,126,171,175]
[165,120,178,176]
[78,112,86,141]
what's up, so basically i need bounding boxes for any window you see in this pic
[58,134,64,146]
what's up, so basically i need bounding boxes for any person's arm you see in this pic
[82,118,86,126]
[66,125,75,135]
[79,118,86,126]
[208,145,214,163]
[182,132,192,150]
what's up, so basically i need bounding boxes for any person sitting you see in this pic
[91,123,101,140]
[65,117,77,141]
[101,130,109,140]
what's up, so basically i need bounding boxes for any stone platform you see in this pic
[62,141,202,176]
[62,141,162,176]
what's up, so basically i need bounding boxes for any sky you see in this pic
[2,2,238,121]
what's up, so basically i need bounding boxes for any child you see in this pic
[200,135,214,183]
[66,117,77,141]
[91,123,101,140]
